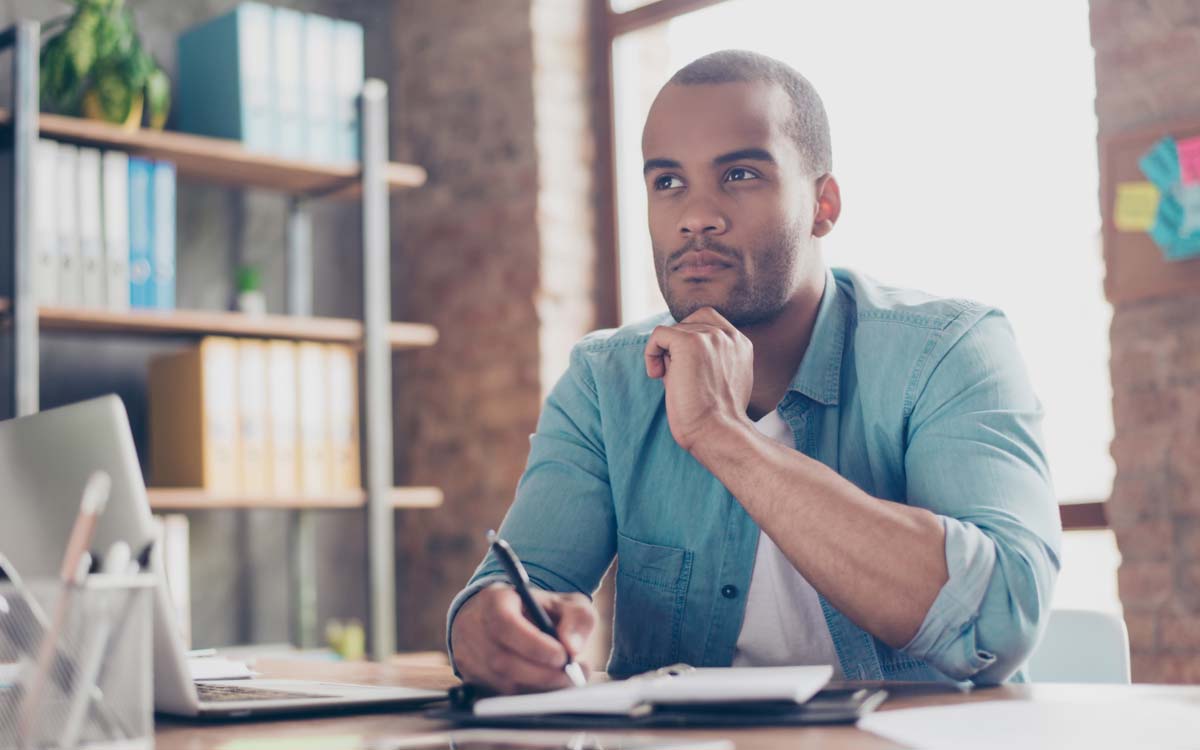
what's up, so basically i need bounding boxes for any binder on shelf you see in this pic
[326,344,361,491]
[33,138,59,305]
[152,513,192,649]
[273,6,306,159]
[176,2,277,153]
[332,20,364,163]
[151,161,177,310]
[236,339,270,496]
[101,150,130,312]
[56,143,82,306]
[77,147,105,308]
[296,341,331,495]
[149,336,241,495]
[127,157,154,309]
[302,12,336,163]
[266,340,299,497]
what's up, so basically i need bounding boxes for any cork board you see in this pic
[1101,113,1200,306]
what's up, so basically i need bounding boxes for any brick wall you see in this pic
[386,0,599,650]
[1092,0,1200,683]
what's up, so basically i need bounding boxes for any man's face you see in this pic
[642,81,818,326]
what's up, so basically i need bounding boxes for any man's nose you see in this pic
[677,196,728,237]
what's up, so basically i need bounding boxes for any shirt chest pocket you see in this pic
[609,532,693,678]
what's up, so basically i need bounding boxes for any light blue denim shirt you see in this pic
[448,267,1062,685]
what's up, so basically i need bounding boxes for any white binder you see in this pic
[101,150,130,311]
[33,139,59,305]
[55,143,82,306]
[77,147,105,308]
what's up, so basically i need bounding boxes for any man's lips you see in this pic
[671,250,735,274]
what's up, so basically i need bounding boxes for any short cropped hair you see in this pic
[668,50,832,175]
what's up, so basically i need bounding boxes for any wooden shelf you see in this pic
[0,110,426,198]
[147,486,444,510]
[0,301,437,349]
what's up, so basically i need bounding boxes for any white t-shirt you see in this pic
[731,409,844,677]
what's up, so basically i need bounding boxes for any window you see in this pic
[608,0,1118,612]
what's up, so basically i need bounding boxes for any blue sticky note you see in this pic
[1140,137,1181,192]
[1164,232,1200,261]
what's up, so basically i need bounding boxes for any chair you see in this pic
[1026,609,1131,683]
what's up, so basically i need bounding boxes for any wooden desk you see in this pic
[156,659,1200,750]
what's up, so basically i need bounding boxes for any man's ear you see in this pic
[812,174,841,238]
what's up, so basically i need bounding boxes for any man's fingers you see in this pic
[542,593,596,658]
[484,589,570,667]
[680,306,732,328]
[644,326,681,378]
[484,641,574,693]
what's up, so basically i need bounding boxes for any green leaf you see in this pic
[92,8,129,62]
[90,63,136,122]
[39,32,82,111]
[144,68,171,129]
[63,8,100,77]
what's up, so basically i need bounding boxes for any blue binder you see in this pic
[177,3,276,153]
[127,157,154,309]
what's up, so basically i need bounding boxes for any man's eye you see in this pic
[725,167,759,182]
[653,175,684,190]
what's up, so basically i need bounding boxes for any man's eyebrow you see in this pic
[713,148,776,166]
[643,157,681,175]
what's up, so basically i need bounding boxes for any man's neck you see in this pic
[741,271,827,422]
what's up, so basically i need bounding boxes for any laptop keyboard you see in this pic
[196,682,335,702]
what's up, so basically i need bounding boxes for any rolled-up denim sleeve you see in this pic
[900,309,1062,684]
[445,343,618,672]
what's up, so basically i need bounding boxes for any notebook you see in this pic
[432,664,887,729]
[474,665,833,718]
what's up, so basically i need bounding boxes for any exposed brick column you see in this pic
[385,0,598,650]
[1091,0,1200,683]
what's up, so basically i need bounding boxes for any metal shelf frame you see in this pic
[1,20,405,660]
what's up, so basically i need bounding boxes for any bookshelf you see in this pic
[0,109,427,198]
[0,20,427,659]
[148,486,444,511]
[0,300,439,349]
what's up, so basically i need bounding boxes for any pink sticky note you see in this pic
[1179,136,1200,185]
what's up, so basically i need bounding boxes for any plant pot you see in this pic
[81,89,144,131]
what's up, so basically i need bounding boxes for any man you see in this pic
[447,50,1061,694]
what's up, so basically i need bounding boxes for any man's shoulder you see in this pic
[571,309,676,357]
[562,313,674,393]
[574,312,674,353]
[834,267,993,335]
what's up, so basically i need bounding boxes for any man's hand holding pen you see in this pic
[450,582,596,695]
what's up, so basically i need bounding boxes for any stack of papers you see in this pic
[858,699,1200,749]
[187,656,255,681]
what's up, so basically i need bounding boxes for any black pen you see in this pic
[487,530,587,688]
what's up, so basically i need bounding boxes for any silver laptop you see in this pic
[0,395,447,718]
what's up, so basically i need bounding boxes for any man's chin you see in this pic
[668,299,731,323]
[665,284,733,322]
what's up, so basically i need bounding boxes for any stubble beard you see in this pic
[655,221,806,327]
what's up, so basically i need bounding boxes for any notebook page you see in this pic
[473,665,833,717]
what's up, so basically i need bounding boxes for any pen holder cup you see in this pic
[0,575,154,750]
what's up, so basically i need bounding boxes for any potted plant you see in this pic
[39,0,171,130]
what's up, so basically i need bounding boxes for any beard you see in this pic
[654,220,806,327]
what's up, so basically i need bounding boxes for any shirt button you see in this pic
[721,584,739,599]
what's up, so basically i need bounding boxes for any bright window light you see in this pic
[612,0,1113,508]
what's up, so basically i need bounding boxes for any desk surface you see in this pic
[157,658,1200,750]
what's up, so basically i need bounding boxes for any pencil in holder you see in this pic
[0,574,154,750]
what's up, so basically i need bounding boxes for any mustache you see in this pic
[666,239,743,270]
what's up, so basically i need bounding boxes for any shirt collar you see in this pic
[786,267,846,406]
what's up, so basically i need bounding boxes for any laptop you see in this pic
[0,394,447,718]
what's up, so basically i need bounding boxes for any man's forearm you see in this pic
[690,417,949,648]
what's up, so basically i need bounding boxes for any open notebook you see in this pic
[473,665,834,718]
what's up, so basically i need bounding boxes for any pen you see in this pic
[486,529,587,689]
[20,470,112,743]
